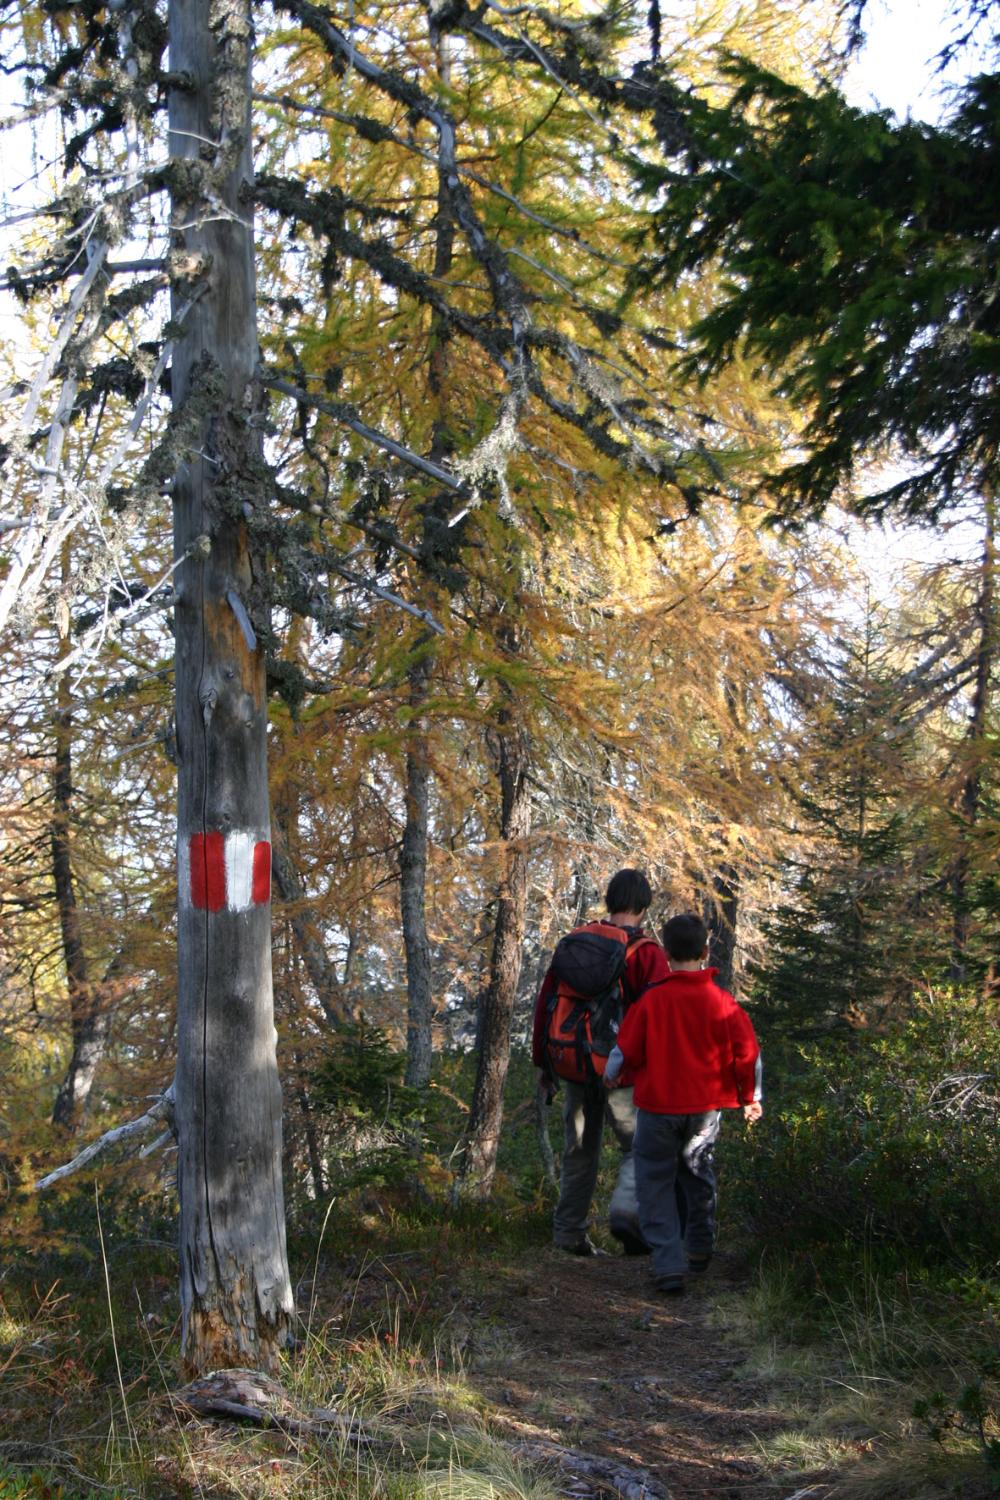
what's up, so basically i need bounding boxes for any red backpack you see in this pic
[544,922,655,1083]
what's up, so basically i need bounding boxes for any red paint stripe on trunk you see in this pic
[204,831,226,911]
[252,840,271,905]
[190,831,226,911]
[189,833,207,909]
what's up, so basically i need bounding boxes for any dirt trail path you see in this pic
[467,1246,800,1500]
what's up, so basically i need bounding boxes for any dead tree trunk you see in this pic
[169,0,292,1376]
[51,587,99,1130]
[456,704,531,1198]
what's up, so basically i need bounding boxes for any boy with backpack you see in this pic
[603,912,762,1294]
[532,869,671,1255]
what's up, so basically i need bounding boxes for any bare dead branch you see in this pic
[263,375,471,493]
[34,1085,175,1191]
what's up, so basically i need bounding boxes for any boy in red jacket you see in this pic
[603,912,762,1294]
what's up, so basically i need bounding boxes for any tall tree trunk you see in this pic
[705,677,745,993]
[402,650,434,1087]
[950,494,996,982]
[848,596,873,1013]
[456,705,531,1198]
[707,863,739,993]
[169,0,292,1376]
[293,1049,325,1200]
[401,25,456,1088]
[51,562,100,1130]
[271,816,350,1027]
[270,641,350,1028]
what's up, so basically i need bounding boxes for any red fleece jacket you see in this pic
[531,923,671,1080]
[614,967,761,1113]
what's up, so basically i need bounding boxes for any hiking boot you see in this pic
[654,1275,685,1295]
[609,1219,651,1257]
[557,1236,608,1257]
[687,1253,712,1273]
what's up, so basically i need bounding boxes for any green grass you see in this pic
[708,1254,1000,1500]
[0,1465,113,1500]
[3,1019,997,1500]
[0,1167,559,1500]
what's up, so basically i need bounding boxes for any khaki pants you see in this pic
[553,1080,640,1247]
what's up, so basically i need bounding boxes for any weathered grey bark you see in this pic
[401,650,434,1087]
[456,705,531,1198]
[36,1086,176,1192]
[169,0,292,1375]
[52,938,140,1132]
[704,676,745,993]
[50,578,99,1130]
[510,1441,668,1500]
[950,494,996,982]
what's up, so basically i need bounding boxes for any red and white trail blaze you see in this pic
[178,830,272,912]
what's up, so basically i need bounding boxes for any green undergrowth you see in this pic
[711,986,1000,1499]
[2,993,997,1497]
[292,1038,559,1217]
[709,1257,1000,1500]
[0,1044,562,1497]
[0,1148,558,1499]
[0,1465,107,1500]
[0,1244,556,1500]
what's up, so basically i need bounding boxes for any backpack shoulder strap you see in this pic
[574,920,628,944]
[622,933,660,1004]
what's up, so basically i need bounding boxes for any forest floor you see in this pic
[336,1235,821,1500]
[464,1244,792,1500]
[3,1213,986,1500]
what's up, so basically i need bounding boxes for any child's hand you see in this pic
[743,1101,763,1124]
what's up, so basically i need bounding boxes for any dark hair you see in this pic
[661,913,708,961]
[605,868,652,915]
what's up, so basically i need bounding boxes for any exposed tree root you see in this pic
[511,1438,670,1500]
[171,1367,370,1443]
[170,1369,668,1498]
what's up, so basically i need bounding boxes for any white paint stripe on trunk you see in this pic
[177,835,191,911]
[225,830,255,910]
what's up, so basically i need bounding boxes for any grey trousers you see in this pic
[633,1108,721,1279]
[553,1081,640,1246]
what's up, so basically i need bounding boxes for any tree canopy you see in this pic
[632,22,1000,520]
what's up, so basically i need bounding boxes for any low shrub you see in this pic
[721,989,1000,1282]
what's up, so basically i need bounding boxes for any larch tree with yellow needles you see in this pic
[1,0,844,1365]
